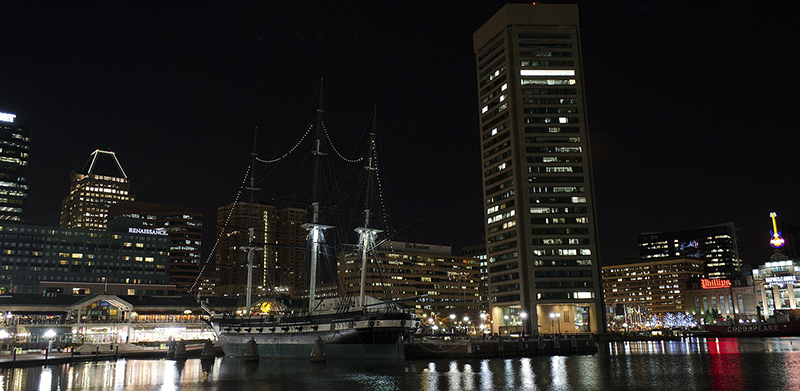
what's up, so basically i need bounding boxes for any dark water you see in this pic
[3,337,800,390]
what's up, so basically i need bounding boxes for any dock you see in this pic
[0,342,222,368]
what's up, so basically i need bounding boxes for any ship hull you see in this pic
[212,311,417,359]
[705,321,800,337]
[219,330,405,359]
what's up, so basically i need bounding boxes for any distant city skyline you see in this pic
[2,2,798,267]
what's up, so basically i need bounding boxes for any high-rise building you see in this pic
[214,202,278,296]
[276,206,308,295]
[108,201,203,296]
[214,202,311,298]
[0,112,30,222]
[638,222,742,280]
[474,4,604,335]
[60,150,132,230]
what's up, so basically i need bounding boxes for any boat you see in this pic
[201,83,420,359]
[705,310,800,337]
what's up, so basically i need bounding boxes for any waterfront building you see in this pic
[602,258,705,318]
[639,222,742,280]
[339,241,482,323]
[0,111,30,222]
[473,3,604,335]
[682,277,759,324]
[0,293,233,345]
[108,201,203,296]
[60,149,133,230]
[752,252,800,318]
[0,222,170,294]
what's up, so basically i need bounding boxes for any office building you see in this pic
[602,258,705,316]
[214,202,277,297]
[639,222,742,280]
[108,201,203,296]
[339,241,482,320]
[462,242,489,313]
[276,206,308,295]
[474,4,603,334]
[60,149,133,230]
[0,112,30,222]
[0,222,170,294]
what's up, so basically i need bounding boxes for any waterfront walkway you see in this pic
[0,343,212,368]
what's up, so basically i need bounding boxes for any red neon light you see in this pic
[701,279,731,289]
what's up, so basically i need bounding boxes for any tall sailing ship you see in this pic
[201,83,420,359]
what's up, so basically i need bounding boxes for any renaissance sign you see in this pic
[128,227,169,236]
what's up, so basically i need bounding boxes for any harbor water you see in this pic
[2,337,800,390]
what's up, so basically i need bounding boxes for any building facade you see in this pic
[108,201,203,296]
[214,202,277,297]
[0,222,170,294]
[0,112,30,222]
[462,242,489,314]
[473,3,603,335]
[60,150,132,230]
[682,278,759,324]
[339,241,482,322]
[602,258,706,316]
[639,222,742,280]
[753,253,800,318]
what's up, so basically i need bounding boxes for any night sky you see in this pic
[2,1,798,267]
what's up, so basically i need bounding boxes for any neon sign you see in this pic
[128,227,169,236]
[770,212,785,248]
[701,279,731,289]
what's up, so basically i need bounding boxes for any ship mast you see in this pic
[241,128,263,313]
[303,80,332,313]
[355,107,382,307]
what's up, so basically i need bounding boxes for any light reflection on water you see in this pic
[2,337,800,390]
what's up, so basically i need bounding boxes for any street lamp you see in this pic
[520,312,528,337]
[555,312,561,334]
[449,314,456,335]
[44,329,56,360]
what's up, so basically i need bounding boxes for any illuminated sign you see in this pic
[701,279,731,289]
[128,227,169,236]
[765,276,797,284]
[0,112,16,123]
[770,212,786,248]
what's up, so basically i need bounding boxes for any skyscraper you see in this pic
[60,149,132,230]
[214,201,277,297]
[474,4,604,335]
[0,112,30,222]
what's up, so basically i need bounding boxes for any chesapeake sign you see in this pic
[128,227,169,236]
[726,324,780,333]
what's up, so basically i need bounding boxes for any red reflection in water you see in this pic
[706,338,743,391]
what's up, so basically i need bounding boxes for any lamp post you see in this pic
[520,312,528,338]
[449,314,456,335]
[555,312,561,334]
[549,313,555,334]
[44,329,56,360]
